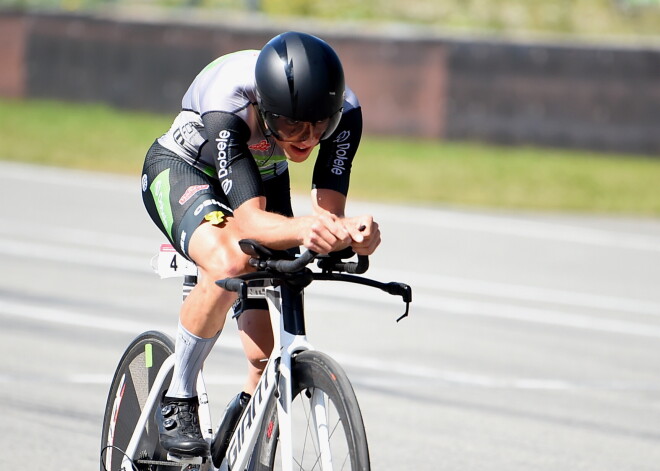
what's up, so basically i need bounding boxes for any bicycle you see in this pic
[100,239,412,471]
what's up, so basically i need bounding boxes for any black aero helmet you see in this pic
[256,31,345,141]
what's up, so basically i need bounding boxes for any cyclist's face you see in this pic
[262,111,328,162]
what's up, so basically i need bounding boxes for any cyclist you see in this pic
[141,31,380,458]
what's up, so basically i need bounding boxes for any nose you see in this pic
[304,125,324,145]
[298,125,315,142]
[300,134,318,147]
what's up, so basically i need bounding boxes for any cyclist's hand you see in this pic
[344,215,381,256]
[303,212,352,254]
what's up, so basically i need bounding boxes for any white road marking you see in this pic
[0,238,152,273]
[2,231,660,337]
[2,297,660,392]
[2,373,658,392]
[309,287,660,339]
[386,206,660,252]
[374,269,660,316]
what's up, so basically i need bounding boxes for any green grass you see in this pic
[7,0,660,39]
[2,97,660,215]
[0,98,169,172]
[258,0,660,38]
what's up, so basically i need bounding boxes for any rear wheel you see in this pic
[250,350,370,470]
[100,331,174,471]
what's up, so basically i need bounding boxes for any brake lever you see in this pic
[397,302,410,322]
[382,282,412,322]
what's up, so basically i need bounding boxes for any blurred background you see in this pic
[2,2,660,470]
[3,0,660,153]
[2,0,660,214]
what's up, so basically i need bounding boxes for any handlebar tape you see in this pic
[217,278,244,292]
[335,255,369,274]
[265,250,317,273]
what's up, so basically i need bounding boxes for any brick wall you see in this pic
[0,13,27,97]
[2,10,659,154]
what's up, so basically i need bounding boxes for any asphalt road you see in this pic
[1,161,660,470]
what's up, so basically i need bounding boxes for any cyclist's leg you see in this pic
[237,308,274,394]
[142,141,246,361]
[141,142,250,457]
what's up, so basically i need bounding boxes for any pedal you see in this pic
[165,453,206,470]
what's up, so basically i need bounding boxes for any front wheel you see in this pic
[250,350,370,470]
[100,331,174,471]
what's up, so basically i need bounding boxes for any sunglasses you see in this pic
[264,110,342,142]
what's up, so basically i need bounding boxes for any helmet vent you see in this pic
[284,58,294,89]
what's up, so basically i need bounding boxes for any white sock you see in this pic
[166,321,220,399]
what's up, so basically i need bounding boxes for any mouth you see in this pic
[286,143,313,161]
[291,143,309,152]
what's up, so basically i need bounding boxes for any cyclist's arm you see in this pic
[234,197,350,253]
[312,106,362,197]
[310,189,379,255]
[202,110,265,208]
[311,106,379,255]
[312,188,346,217]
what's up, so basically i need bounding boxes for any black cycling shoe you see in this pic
[156,395,210,457]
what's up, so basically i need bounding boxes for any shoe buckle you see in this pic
[163,418,177,430]
[162,403,177,417]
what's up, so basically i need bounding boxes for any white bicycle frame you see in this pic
[119,277,329,471]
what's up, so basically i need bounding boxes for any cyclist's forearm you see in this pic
[311,188,346,217]
[234,200,312,249]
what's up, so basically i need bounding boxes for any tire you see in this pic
[100,331,174,471]
[250,350,370,470]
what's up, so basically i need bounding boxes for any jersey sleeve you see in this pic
[201,110,265,209]
[312,106,363,196]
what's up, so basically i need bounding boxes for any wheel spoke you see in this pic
[252,351,370,470]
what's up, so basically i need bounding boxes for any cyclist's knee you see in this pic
[188,224,251,280]
[199,248,250,281]
[248,356,268,374]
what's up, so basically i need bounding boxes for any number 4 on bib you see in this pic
[152,244,198,278]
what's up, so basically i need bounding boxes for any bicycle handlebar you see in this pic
[262,249,318,273]
[317,254,369,274]
[219,277,245,293]
[247,245,369,275]
[216,239,411,321]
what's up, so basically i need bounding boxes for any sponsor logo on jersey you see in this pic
[248,139,271,152]
[180,230,187,254]
[150,169,174,239]
[216,129,233,193]
[193,198,232,217]
[141,174,148,192]
[334,130,351,144]
[178,184,210,205]
[173,122,199,148]
[331,130,351,176]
